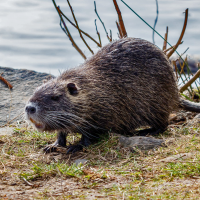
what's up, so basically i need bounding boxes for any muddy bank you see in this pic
[0,67,53,126]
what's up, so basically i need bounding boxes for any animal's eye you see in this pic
[51,96,60,101]
[67,83,78,95]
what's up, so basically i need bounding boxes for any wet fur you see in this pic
[26,38,181,152]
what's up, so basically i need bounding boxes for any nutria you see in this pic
[25,37,200,153]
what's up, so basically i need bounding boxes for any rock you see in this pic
[0,67,54,126]
[74,159,88,166]
[119,136,165,151]
[160,153,193,162]
[193,113,200,119]
[0,127,14,135]
[186,113,200,126]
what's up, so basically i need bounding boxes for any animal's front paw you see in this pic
[43,142,60,153]
[66,144,83,154]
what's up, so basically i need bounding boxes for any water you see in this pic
[0,0,200,76]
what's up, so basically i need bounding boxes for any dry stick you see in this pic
[56,6,86,60]
[66,0,94,54]
[94,1,112,42]
[167,8,188,58]
[94,19,102,47]
[162,26,168,51]
[179,56,188,74]
[59,9,101,47]
[180,69,200,93]
[163,42,183,53]
[22,177,34,186]
[52,0,86,59]
[110,29,112,41]
[175,57,191,84]
[113,0,127,37]
[176,49,192,83]
[116,21,123,38]
[173,57,192,96]
[180,47,189,58]
[0,75,13,89]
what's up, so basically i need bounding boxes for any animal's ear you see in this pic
[67,83,78,95]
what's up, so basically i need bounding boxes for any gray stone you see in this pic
[119,136,165,151]
[193,113,200,119]
[74,159,88,166]
[0,127,14,135]
[0,66,54,126]
[160,153,193,162]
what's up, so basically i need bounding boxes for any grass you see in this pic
[1,112,200,199]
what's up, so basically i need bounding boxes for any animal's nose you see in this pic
[25,106,36,114]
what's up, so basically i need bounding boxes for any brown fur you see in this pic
[26,37,180,152]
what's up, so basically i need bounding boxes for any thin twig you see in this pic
[52,0,86,59]
[22,177,34,186]
[162,26,168,50]
[57,6,87,60]
[179,56,187,74]
[110,30,112,41]
[94,1,112,42]
[94,19,102,47]
[180,47,189,57]
[116,21,123,38]
[163,42,183,53]
[113,0,127,38]
[180,69,200,93]
[0,75,13,89]
[175,57,192,85]
[66,0,94,54]
[167,9,188,58]
[59,9,101,47]
[152,0,159,44]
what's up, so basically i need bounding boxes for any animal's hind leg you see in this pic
[134,127,167,136]
[44,131,67,153]
[135,121,168,136]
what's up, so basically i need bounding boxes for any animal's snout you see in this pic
[25,106,36,114]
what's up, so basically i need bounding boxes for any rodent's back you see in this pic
[60,38,179,134]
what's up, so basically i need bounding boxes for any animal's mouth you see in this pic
[30,118,45,130]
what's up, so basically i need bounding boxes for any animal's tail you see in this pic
[179,98,200,112]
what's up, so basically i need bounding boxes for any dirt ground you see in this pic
[1,110,200,199]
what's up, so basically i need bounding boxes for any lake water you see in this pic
[0,0,200,76]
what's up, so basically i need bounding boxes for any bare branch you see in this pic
[94,1,112,42]
[0,75,13,89]
[180,69,200,93]
[113,0,127,38]
[163,42,183,54]
[116,21,123,38]
[57,6,87,60]
[94,19,102,47]
[67,0,94,54]
[59,9,101,47]
[162,26,168,51]
[167,8,188,58]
